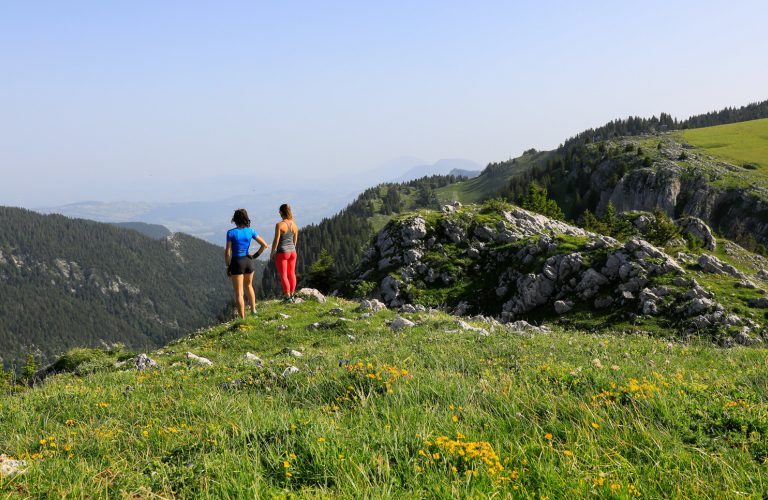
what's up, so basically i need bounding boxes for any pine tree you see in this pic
[580,209,609,236]
[600,201,632,240]
[643,156,652,167]
[516,183,565,221]
[301,250,336,294]
[644,206,680,247]
[22,347,39,379]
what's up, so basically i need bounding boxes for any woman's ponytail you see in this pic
[279,204,293,221]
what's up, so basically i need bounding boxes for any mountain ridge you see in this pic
[386,158,483,184]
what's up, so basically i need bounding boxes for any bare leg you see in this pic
[231,274,245,318]
[243,272,256,313]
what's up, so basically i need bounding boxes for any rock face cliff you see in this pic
[342,203,768,346]
[577,134,768,243]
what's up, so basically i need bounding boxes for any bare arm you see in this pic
[293,224,298,247]
[225,242,232,277]
[251,235,268,258]
[270,223,282,261]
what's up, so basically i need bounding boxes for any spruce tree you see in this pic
[580,209,609,236]
[516,183,565,221]
[301,249,336,293]
[570,192,583,222]
[22,347,39,379]
[643,156,652,167]
[600,201,632,240]
[644,206,680,247]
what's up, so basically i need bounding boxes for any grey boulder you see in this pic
[391,317,416,331]
[296,288,327,304]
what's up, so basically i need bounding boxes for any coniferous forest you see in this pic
[0,207,235,372]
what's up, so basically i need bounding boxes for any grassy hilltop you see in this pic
[1,297,768,498]
[684,118,768,182]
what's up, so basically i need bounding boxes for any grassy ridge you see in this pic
[684,118,768,170]
[1,299,767,498]
[435,151,555,206]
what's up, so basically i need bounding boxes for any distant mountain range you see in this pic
[37,189,354,248]
[449,168,482,178]
[386,158,483,184]
[35,157,482,248]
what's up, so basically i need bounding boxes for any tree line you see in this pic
[557,99,768,154]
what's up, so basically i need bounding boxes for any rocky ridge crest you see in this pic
[343,203,768,346]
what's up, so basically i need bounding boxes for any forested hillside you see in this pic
[486,119,768,250]
[0,207,234,372]
[435,99,768,209]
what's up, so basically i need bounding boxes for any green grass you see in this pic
[684,118,768,170]
[2,297,768,498]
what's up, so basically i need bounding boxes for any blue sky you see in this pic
[1,0,767,206]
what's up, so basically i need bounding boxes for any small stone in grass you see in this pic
[185,352,213,366]
[244,352,262,364]
[0,455,26,477]
[391,317,415,331]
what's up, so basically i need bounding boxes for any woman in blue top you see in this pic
[225,208,268,318]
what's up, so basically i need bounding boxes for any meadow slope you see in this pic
[1,297,767,498]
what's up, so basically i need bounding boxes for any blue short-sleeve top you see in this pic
[226,227,258,257]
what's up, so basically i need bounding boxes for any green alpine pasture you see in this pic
[2,298,768,499]
[684,118,768,171]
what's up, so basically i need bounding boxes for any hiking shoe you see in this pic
[280,297,293,304]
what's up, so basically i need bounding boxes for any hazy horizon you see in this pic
[2,1,767,208]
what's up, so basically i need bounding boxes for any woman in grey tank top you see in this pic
[270,204,299,303]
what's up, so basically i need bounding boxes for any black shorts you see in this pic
[228,256,255,275]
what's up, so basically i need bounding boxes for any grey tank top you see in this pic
[276,220,296,254]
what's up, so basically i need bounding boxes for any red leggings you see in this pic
[275,251,297,296]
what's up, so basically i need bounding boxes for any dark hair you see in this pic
[279,204,293,221]
[232,208,251,227]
